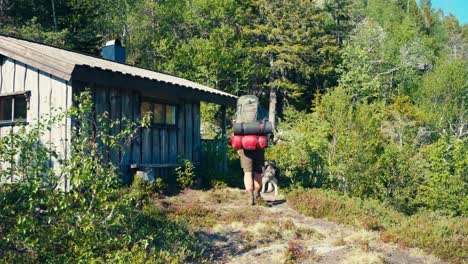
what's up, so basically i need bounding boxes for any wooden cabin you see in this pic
[0,35,236,190]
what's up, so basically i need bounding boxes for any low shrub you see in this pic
[0,90,208,262]
[272,88,467,216]
[175,159,196,189]
[287,188,468,263]
[0,182,209,263]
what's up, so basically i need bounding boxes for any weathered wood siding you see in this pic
[0,57,72,189]
[73,84,201,180]
[0,56,203,184]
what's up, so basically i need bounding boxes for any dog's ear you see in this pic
[264,161,269,167]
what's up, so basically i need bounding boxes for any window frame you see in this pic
[0,91,30,127]
[140,97,177,128]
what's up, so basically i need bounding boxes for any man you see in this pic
[233,94,269,205]
[238,148,265,205]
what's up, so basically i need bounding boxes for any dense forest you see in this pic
[0,0,466,262]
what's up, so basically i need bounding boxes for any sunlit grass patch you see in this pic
[217,207,263,224]
[287,188,468,262]
[343,248,385,264]
[203,187,245,204]
[161,203,218,230]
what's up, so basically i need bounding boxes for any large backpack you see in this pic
[235,95,260,123]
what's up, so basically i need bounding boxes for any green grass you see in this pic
[287,188,468,263]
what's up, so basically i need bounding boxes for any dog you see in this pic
[261,161,279,196]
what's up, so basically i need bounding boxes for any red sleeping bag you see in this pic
[231,135,267,150]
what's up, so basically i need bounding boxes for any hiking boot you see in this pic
[247,191,255,206]
[254,190,262,199]
[254,190,269,207]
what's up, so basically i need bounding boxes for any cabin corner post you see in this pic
[221,105,228,172]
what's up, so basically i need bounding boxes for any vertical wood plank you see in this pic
[25,66,39,123]
[142,127,152,164]
[161,129,168,164]
[64,81,72,191]
[109,88,121,164]
[95,87,109,162]
[7,60,20,181]
[121,90,132,165]
[177,103,185,157]
[131,92,141,164]
[2,58,15,94]
[50,75,68,189]
[50,76,67,155]
[184,103,193,160]
[169,128,177,163]
[0,59,14,179]
[193,103,201,163]
[152,128,160,164]
[221,105,228,172]
[14,61,27,92]
[37,72,53,170]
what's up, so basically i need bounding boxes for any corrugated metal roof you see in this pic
[0,34,237,101]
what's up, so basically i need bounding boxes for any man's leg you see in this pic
[253,172,262,191]
[244,172,254,192]
[253,149,265,200]
[244,172,255,205]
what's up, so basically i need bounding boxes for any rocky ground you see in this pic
[154,188,445,264]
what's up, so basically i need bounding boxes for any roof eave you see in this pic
[0,36,74,81]
[72,65,237,107]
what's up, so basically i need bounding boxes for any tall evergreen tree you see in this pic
[244,0,342,123]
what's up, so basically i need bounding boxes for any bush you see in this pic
[175,159,196,189]
[415,135,468,215]
[266,107,329,188]
[273,86,467,216]
[198,135,244,189]
[0,90,207,262]
[287,188,468,262]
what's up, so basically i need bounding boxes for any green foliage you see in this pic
[418,59,467,136]
[1,0,467,257]
[198,135,244,189]
[273,83,467,215]
[175,159,196,189]
[267,0,467,216]
[287,188,468,262]
[245,0,342,109]
[415,135,468,215]
[266,107,329,188]
[0,91,206,262]
[0,0,108,53]
[200,102,222,139]
[0,17,69,46]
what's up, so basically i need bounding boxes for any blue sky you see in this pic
[425,0,468,24]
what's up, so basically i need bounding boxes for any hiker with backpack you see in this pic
[231,95,273,205]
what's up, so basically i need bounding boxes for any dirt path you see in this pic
[156,188,444,264]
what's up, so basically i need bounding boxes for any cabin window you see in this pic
[0,92,29,124]
[165,105,176,125]
[153,104,164,124]
[141,101,176,126]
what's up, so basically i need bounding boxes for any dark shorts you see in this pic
[239,149,265,173]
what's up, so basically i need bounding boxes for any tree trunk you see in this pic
[51,0,57,30]
[268,57,277,130]
[269,87,277,130]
